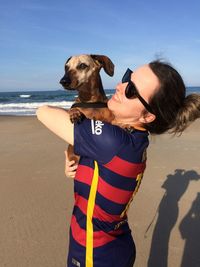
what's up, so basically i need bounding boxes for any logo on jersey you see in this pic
[91,120,104,135]
[72,258,80,267]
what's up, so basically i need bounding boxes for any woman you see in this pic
[37,60,200,267]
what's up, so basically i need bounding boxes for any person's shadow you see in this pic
[179,192,200,267]
[147,169,200,267]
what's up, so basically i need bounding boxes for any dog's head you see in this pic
[60,54,114,90]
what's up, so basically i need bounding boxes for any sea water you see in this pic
[0,89,115,116]
[0,88,199,116]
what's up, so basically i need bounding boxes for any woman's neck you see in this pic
[112,119,146,131]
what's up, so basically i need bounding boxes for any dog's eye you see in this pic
[77,63,88,70]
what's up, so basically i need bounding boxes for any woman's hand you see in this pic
[64,151,78,179]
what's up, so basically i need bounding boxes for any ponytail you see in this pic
[171,94,200,134]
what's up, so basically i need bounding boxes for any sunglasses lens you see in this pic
[125,83,137,99]
[122,68,132,83]
[122,68,136,98]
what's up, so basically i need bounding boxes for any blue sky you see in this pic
[0,0,200,91]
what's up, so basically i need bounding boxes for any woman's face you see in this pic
[108,64,160,126]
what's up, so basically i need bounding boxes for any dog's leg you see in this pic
[68,108,86,123]
[67,144,80,162]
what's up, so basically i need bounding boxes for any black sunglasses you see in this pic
[122,68,154,114]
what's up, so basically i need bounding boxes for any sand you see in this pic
[0,116,200,267]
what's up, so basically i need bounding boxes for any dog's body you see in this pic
[60,54,115,161]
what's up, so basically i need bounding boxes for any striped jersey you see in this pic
[67,119,149,267]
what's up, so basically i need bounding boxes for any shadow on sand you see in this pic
[179,192,200,267]
[147,169,200,267]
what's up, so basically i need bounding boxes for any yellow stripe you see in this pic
[120,172,144,218]
[86,161,99,267]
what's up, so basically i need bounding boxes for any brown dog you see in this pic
[60,54,115,123]
[60,54,115,162]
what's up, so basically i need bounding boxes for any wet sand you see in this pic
[0,116,200,267]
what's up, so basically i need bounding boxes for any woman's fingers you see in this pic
[66,171,76,179]
[64,150,78,178]
[66,159,76,167]
[69,164,78,171]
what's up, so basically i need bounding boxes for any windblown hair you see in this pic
[144,60,200,135]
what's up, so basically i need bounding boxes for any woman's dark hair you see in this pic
[144,60,200,135]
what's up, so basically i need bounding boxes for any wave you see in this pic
[0,101,73,116]
[106,93,113,97]
[19,94,31,98]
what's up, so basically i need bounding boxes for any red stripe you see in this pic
[75,164,93,185]
[71,215,118,247]
[104,156,146,177]
[71,215,86,247]
[98,177,133,204]
[75,193,122,223]
[93,230,119,248]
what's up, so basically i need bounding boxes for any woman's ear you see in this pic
[139,112,156,124]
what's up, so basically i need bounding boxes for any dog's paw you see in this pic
[69,108,86,124]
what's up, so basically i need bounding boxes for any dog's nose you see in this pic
[60,76,71,86]
[60,78,65,85]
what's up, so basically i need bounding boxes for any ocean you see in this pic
[0,89,115,116]
[0,87,199,116]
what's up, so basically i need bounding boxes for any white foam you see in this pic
[19,94,31,98]
[0,101,73,116]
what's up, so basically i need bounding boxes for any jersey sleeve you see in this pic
[74,119,129,164]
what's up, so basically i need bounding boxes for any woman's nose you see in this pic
[116,82,126,93]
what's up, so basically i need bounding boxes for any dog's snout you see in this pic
[60,75,71,86]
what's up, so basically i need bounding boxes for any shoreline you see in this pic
[0,116,200,267]
[1,88,200,117]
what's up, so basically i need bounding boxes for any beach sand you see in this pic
[0,116,200,267]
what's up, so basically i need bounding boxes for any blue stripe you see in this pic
[67,229,86,266]
[74,180,90,200]
[73,205,87,230]
[79,157,94,168]
[117,134,148,163]
[92,217,130,233]
[99,165,137,191]
[95,192,127,215]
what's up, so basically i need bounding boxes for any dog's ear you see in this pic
[90,55,114,76]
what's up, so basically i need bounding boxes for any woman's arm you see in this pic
[36,105,74,145]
